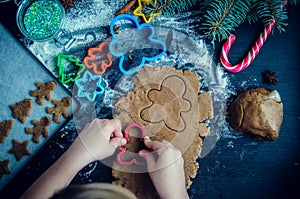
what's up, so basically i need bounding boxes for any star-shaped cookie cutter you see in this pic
[83,41,112,75]
[116,123,146,166]
[75,71,104,102]
[133,0,161,23]
[57,54,86,84]
[108,14,166,75]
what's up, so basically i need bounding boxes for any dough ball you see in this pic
[229,88,283,141]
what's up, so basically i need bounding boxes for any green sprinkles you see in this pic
[24,0,63,39]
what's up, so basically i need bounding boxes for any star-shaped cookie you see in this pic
[8,139,31,161]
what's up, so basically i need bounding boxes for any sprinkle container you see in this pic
[16,0,65,41]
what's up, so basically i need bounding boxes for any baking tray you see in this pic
[0,23,79,190]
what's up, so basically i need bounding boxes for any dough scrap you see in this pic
[113,66,214,198]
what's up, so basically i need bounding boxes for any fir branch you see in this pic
[288,0,300,5]
[201,0,251,42]
[142,0,197,17]
[254,0,288,31]
[246,0,260,25]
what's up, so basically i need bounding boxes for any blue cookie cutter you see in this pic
[75,71,104,102]
[109,14,166,75]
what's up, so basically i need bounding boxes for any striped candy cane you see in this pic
[220,19,275,73]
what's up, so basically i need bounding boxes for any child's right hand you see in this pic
[139,137,189,199]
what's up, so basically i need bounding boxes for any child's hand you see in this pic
[72,119,127,164]
[139,137,189,199]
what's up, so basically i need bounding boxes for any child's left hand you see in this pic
[71,119,127,164]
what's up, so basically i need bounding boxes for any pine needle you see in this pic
[142,0,197,17]
[201,0,251,42]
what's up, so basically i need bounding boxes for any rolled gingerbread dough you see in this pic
[113,66,213,199]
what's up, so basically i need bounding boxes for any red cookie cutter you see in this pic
[83,41,112,75]
[116,123,146,165]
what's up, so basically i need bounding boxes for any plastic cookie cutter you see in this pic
[133,0,161,23]
[83,41,113,75]
[109,14,166,75]
[117,123,146,166]
[57,54,85,84]
[74,71,104,102]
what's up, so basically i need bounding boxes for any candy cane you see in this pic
[220,19,275,73]
[220,0,286,73]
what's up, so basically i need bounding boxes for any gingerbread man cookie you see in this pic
[9,98,32,123]
[30,81,57,105]
[0,120,13,144]
[25,116,51,143]
[46,97,72,123]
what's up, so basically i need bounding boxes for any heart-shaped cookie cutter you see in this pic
[116,123,146,165]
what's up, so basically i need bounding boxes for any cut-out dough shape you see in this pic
[140,75,191,132]
[0,159,10,179]
[10,98,32,123]
[0,120,13,144]
[30,81,57,105]
[8,139,31,161]
[117,123,146,166]
[25,116,51,143]
[46,97,72,123]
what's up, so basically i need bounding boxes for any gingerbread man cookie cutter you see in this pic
[83,41,112,75]
[116,123,146,166]
[140,75,192,132]
[108,14,166,75]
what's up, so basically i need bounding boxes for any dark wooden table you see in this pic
[1,2,299,199]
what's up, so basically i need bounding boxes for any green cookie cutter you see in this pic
[57,53,85,84]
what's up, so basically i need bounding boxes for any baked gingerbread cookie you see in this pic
[30,81,57,106]
[25,116,51,143]
[113,66,213,198]
[0,120,13,144]
[0,159,10,179]
[46,97,72,123]
[10,98,32,123]
[8,139,31,161]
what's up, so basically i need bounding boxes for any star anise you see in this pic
[262,70,279,85]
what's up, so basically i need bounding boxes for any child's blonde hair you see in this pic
[50,183,137,199]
